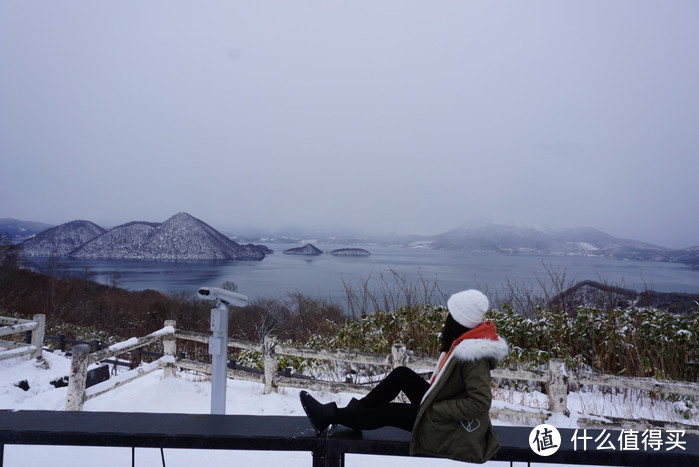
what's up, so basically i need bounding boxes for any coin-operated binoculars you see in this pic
[197,286,248,415]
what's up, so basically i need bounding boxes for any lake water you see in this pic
[22,244,699,305]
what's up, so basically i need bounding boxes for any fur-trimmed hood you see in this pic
[449,334,509,363]
[431,322,509,381]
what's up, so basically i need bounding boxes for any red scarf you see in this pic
[429,321,499,385]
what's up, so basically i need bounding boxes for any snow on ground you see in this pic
[0,351,687,466]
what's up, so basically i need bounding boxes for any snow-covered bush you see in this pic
[488,304,697,381]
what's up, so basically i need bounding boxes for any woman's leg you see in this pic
[300,367,428,434]
[339,367,427,431]
[336,402,419,432]
[359,366,430,407]
[363,366,429,406]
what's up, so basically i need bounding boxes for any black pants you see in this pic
[336,366,430,431]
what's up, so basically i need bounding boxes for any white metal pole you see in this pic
[209,300,229,415]
[198,286,247,415]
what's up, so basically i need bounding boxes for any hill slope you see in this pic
[0,218,54,243]
[20,220,106,256]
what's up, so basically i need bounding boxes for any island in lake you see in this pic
[282,244,371,257]
[330,248,371,257]
[283,244,323,256]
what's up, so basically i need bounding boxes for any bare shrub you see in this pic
[342,268,446,318]
[229,297,287,342]
[230,293,346,343]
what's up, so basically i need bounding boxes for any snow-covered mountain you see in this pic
[19,213,265,261]
[20,220,106,256]
[549,226,665,254]
[0,218,54,243]
[432,225,553,253]
[69,213,265,260]
[423,223,699,268]
[431,224,669,257]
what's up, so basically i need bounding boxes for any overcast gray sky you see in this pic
[1,1,698,248]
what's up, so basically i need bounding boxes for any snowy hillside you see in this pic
[431,225,668,256]
[0,219,54,243]
[20,220,106,256]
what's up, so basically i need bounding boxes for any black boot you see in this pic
[299,391,337,434]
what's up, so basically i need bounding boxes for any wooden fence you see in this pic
[0,314,44,361]
[51,319,699,432]
[2,315,696,430]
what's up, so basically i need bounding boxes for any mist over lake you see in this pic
[23,245,699,306]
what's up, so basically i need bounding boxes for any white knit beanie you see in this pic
[447,289,489,328]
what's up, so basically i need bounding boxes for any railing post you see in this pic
[30,314,45,359]
[163,320,177,378]
[263,335,278,395]
[315,440,343,467]
[65,344,90,411]
[391,343,407,369]
[546,358,570,417]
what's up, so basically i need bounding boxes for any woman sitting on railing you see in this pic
[300,289,509,464]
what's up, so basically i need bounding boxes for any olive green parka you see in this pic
[410,330,509,463]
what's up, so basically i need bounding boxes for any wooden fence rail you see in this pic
[64,323,178,411]
[0,314,44,361]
